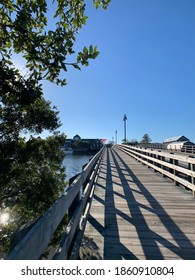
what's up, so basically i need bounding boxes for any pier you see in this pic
[82,146,195,259]
[7,145,195,260]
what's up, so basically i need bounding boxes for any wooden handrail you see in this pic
[6,146,105,260]
[134,143,195,154]
[116,144,195,197]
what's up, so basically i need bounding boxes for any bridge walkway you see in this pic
[81,146,195,260]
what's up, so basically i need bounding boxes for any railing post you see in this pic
[147,151,151,168]
[169,153,174,174]
[188,159,195,183]
[173,159,179,186]
[68,158,91,221]
[162,156,166,177]
[68,174,82,222]
[157,153,162,169]
[153,153,158,172]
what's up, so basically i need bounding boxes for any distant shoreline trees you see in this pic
[121,134,152,146]
[140,134,152,144]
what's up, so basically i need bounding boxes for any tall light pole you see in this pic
[123,114,127,144]
[115,130,117,144]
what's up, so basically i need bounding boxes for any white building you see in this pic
[163,135,194,151]
[163,135,189,145]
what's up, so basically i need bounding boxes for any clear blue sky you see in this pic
[26,1,195,143]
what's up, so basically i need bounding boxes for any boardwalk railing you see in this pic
[116,144,195,197]
[135,143,195,153]
[6,147,105,260]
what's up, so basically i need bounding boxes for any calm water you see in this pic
[63,154,93,182]
[0,154,93,227]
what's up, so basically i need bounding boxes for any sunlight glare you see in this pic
[0,212,9,226]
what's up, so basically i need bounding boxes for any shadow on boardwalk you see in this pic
[81,147,195,260]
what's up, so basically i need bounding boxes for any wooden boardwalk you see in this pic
[81,146,195,260]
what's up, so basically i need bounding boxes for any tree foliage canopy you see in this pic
[0,0,111,258]
[140,134,152,144]
[0,61,61,142]
[0,0,111,86]
[0,62,66,256]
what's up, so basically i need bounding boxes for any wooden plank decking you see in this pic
[80,146,195,260]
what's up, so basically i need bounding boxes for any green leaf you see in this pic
[72,64,81,70]
[83,46,88,54]
[89,45,93,54]
[93,0,100,9]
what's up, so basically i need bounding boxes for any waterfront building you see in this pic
[63,134,104,154]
